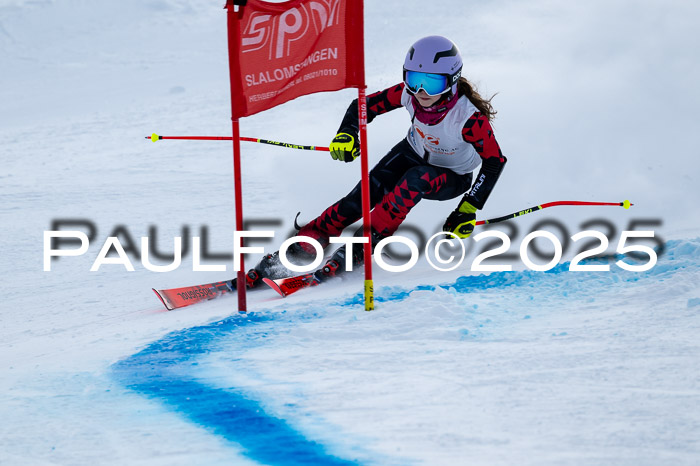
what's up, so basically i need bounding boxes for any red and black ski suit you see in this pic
[298,82,507,251]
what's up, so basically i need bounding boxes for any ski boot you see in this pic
[228,243,318,290]
[227,267,265,290]
[314,232,369,283]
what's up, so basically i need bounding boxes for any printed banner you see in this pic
[227,0,365,118]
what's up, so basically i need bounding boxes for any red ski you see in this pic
[153,280,233,310]
[262,274,321,298]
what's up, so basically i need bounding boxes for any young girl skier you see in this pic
[237,35,507,288]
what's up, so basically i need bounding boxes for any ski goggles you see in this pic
[403,68,461,96]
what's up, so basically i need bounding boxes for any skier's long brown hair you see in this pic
[457,77,497,122]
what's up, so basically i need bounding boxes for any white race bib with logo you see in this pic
[402,89,481,175]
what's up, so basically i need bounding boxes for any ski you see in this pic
[152,250,306,309]
[154,249,344,308]
[262,250,359,298]
[262,273,321,298]
[153,280,234,310]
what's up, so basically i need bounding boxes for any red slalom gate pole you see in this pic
[226,1,247,313]
[354,0,373,311]
[231,119,246,313]
[357,87,373,311]
[476,200,633,226]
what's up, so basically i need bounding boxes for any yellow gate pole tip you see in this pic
[364,279,374,311]
[623,200,632,209]
[151,133,160,142]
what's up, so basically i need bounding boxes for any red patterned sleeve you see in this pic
[461,112,506,162]
[337,83,405,132]
[461,112,507,209]
[366,82,405,119]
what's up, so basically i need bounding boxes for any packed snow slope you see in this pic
[2,0,700,465]
[110,240,700,465]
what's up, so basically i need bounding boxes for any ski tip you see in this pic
[152,288,174,311]
[262,278,286,297]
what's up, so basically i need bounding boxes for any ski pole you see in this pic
[477,200,632,226]
[146,133,330,152]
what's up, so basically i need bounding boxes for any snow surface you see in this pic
[2,0,700,464]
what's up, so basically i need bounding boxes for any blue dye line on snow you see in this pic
[341,262,573,306]
[340,239,699,307]
[112,239,698,464]
[112,312,360,466]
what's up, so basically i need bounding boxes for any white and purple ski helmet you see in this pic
[403,36,463,95]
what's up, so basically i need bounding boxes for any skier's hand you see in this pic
[330,130,360,163]
[442,200,477,238]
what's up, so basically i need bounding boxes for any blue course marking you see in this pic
[340,262,578,306]
[112,240,696,464]
[340,240,696,307]
[112,312,360,466]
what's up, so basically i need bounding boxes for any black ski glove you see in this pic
[330,129,360,163]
